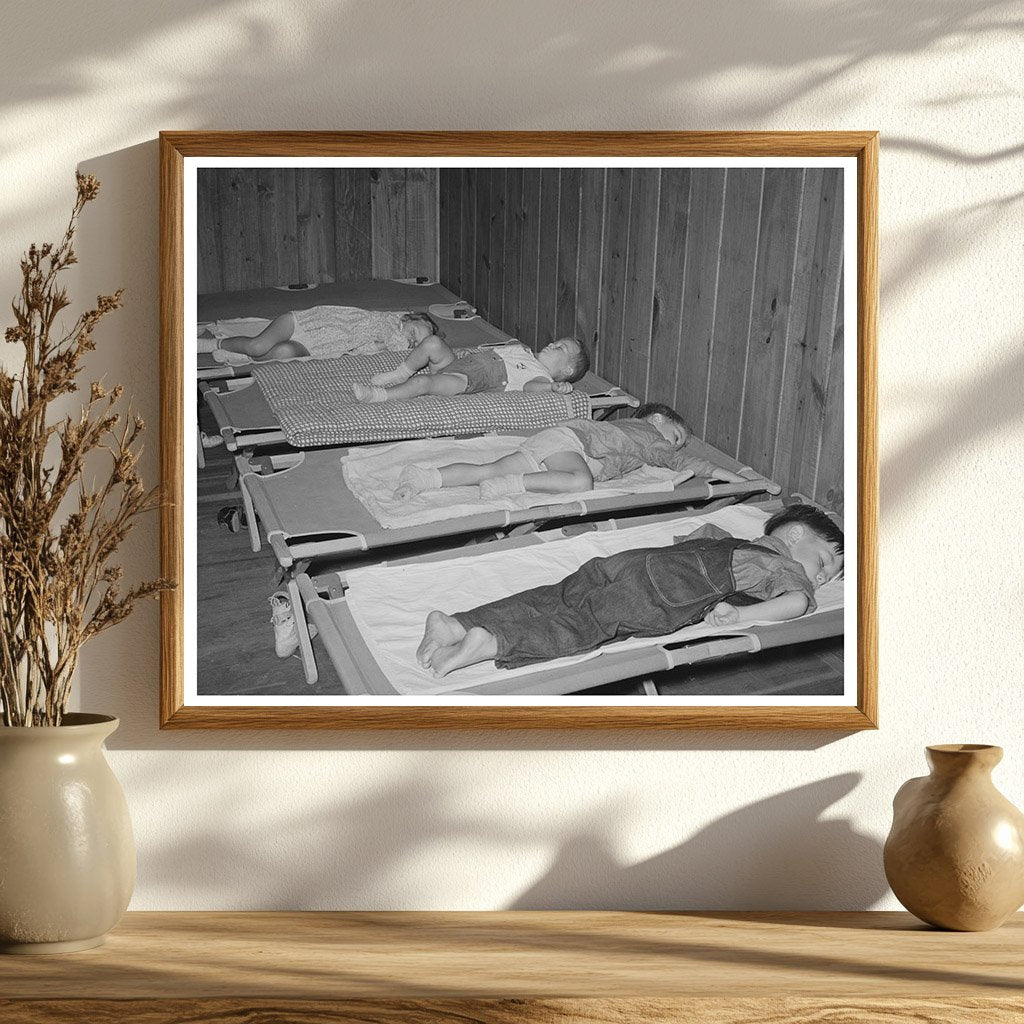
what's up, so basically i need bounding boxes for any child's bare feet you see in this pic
[417,610,466,668]
[430,626,499,676]
[353,383,389,403]
[394,465,442,501]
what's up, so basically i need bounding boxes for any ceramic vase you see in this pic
[884,743,1024,931]
[0,713,135,953]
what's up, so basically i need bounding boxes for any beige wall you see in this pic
[1,1,1021,910]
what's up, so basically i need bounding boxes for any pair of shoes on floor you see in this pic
[269,591,318,659]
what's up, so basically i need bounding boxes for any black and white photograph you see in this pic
[164,135,875,727]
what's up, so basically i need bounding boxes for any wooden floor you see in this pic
[196,443,844,699]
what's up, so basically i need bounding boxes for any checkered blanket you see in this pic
[251,352,592,446]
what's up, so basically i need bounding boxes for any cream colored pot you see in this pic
[0,713,135,953]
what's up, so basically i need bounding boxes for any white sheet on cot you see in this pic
[341,436,686,530]
[342,504,845,696]
[198,316,270,341]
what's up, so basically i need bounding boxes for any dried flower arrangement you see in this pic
[0,174,172,726]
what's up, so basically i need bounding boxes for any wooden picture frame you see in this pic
[160,131,877,730]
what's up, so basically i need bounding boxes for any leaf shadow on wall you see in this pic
[130,765,886,911]
[511,774,886,910]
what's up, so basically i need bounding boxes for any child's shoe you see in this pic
[268,591,318,659]
[269,591,299,658]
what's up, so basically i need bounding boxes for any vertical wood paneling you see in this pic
[816,274,846,511]
[737,168,806,475]
[535,169,561,350]
[487,169,506,326]
[371,168,405,278]
[705,169,764,458]
[648,168,691,408]
[403,168,437,278]
[575,168,606,357]
[255,168,279,287]
[518,170,542,348]
[555,168,582,341]
[438,170,452,288]
[619,169,660,401]
[789,168,844,498]
[196,170,223,293]
[771,168,824,487]
[598,168,632,381]
[677,169,726,435]
[333,168,372,282]
[502,168,525,339]
[274,169,300,287]
[474,170,490,318]
[198,167,436,292]
[460,169,476,304]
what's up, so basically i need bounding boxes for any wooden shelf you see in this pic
[1,911,1021,1022]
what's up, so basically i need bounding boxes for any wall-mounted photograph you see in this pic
[160,132,877,729]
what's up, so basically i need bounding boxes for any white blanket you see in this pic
[198,316,270,342]
[342,504,845,695]
[341,436,690,529]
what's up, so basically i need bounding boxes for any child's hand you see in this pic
[704,602,740,626]
[551,380,572,394]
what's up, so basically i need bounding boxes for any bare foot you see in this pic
[353,383,388,403]
[417,611,466,668]
[430,626,499,677]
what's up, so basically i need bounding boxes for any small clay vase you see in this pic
[0,714,135,953]
[884,744,1024,930]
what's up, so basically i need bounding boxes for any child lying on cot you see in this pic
[416,504,844,676]
[393,403,759,500]
[198,306,439,364]
[352,335,589,403]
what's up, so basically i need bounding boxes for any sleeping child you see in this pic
[198,306,439,364]
[352,335,589,403]
[416,503,843,676]
[392,403,762,500]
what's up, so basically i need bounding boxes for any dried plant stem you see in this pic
[0,174,173,727]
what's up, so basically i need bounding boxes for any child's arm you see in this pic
[704,591,810,626]
[523,377,573,394]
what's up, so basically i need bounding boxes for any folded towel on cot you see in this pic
[253,353,591,447]
[341,436,691,529]
[342,504,845,696]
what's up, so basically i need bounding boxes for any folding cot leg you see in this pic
[234,455,262,553]
[287,575,319,686]
[641,678,659,697]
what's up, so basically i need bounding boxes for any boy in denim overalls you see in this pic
[416,504,843,676]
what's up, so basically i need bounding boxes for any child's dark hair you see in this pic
[765,503,844,555]
[634,402,689,433]
[561,338,590,383]
[401,311,439,335]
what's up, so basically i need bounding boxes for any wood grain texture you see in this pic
[0,911,1019,1022]
[195,167,436,291]
[4,998,1022,1024]
[160,131,878,731]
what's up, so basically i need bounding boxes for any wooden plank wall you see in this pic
[438,167,845,510]
[197,168,438,294]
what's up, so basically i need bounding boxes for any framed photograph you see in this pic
[160,131,877,730]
